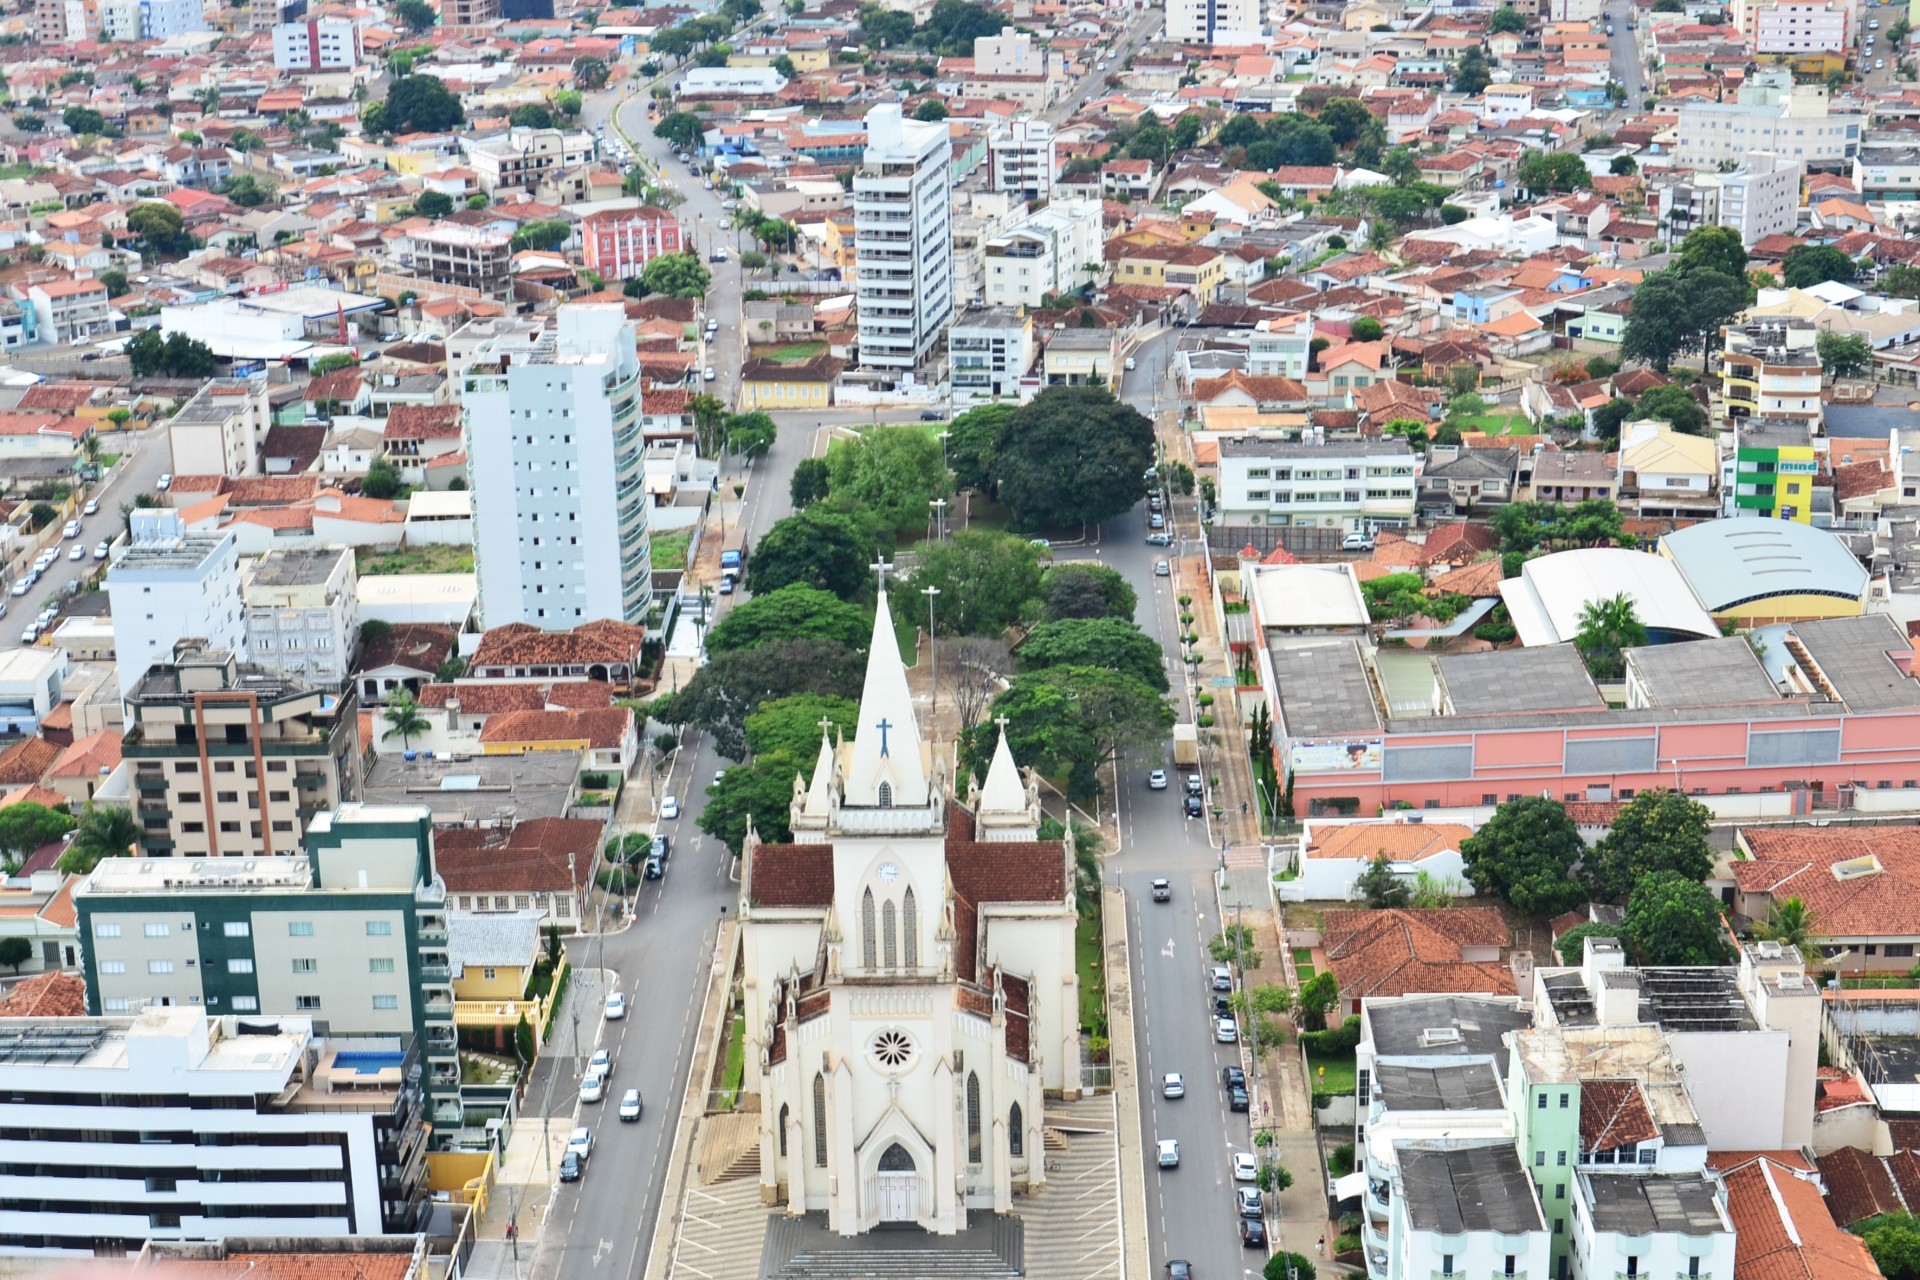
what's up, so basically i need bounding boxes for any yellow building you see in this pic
[1112,244,1226,302]
[450,909,565,1053]
[821,210,857,279]
[740,354,843,411]
[1660,518,1867,628]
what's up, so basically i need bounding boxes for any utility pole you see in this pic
[923,583,940,717]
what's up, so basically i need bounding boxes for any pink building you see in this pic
[581,206,685,281]
[1257,613,1920,817]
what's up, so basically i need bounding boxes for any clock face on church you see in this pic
[878,862,900,883]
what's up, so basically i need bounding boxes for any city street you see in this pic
[1605,0,1645,109]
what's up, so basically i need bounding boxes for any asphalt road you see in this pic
[1605,0,1645,110]
[3,425,166,642]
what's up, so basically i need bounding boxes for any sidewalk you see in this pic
[1100,885,1150,1280]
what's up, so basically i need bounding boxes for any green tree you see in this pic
[0,802,74,872]
[1042,562,1137,622]
[1490,4,1525,31]
[573,56,610,89]
[380,690,430,749]
[745,509,875,599]
[705,584,871,655]
[1609,154,1637,175]
[393,0,435,30]
[967,666,1173,800]
[655,111,705,150]
[1591,397,1634,440]
[698,757,800,852]
[97,268,128,297]
[126,201,185,251]
[413,190,454,218]
[1622,871,1733,966]
[57,803,142,875]
[1756,896,1824,967]
[1459,796,1588,917]
[514,1012,536,1065]
[1354,853,1411,908]
[912,98,948,121]
[1633,383,1707,435]
[1621,272,1697,373]
[1517,150,1590,194]
[688,393,727,458]
[1171,112,1207,149]
[743,694,860,763]
[944,402,1015,495]
[1452,48,1492,94]
[1781,243,1857,288]
[554,90,583,116]
[1295,971,1339,1031]
[1019,617,1168,691]
[771,54,797,78]
[859,3,916,45]
[907,531,1044,636]
[790,456,830,509]
[384,75,464,135]
[0,935,31,973]
[222,173,274,207]
[358,459,401,499]
[1674,225,1748,281]
[1349,316,1384,342]
[510,103,555,129]
[1573,591,1647,681]
[511,220,572,252]
[1581,789,1714,903]
[1316,96,1375,146]
[726,411,777,458]
[826,426,953,532]
[1817,331,1873,378]
[12,113,43,132]
[1884,265,1920,299]
[1859,1213,1920,1280]
[993,386,1153,532]
[1555,922,1619,966]
[638,251,711,298]
[664,637,864,758]
[62,105,106,134]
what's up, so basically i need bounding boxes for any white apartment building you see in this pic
[1165,0,1261,44]
[459,127,597,195]
[1751,0,1849,54]
[272,16,362,69]
[1716,151,1802,244]
[104,510,244,701]
[464,305,652,628]
[1853,143,1920,201]
[989,118,1058,202]
[241,546,359,688]
[1674,68,1863,168]
[981,199,1103,308]
[948,307,1037,402]
[95,0,204,39]
[0,1009,429,1258]
[167,376,271,478]
[974,26,1050,77]
[854,105,954,371]
[1216,435,1419,532]
[1249,314,1314,379]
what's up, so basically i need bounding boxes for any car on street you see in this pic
[1877,57,1886,67]
[1215,1016,1238,1043]
[156,473,172,491]
[62,520,80,539]
[82,500,98,515]
[1145,532,1171,546]
[1343,532,1375,551]
[1151,878,1171,901]
[1210,964,1233,991]
[94,542,108,559]
[1242,1219,1268,1248]
[8,581,26,597]
[1233,1152,1259,1181]
[1186,774,1204,796]
[1162,1072,1185,1098]
[1124,356,1137,370]
[1148,769,1167,789]
[662,795,680,819]
[1223,1066,1245,1090]
[1228,1083,1250,1112]
[1156,1138,1180,1168]
[20,624,38,645]
[703,366,717,381]
[1149,513,1165,529]
[560,1151,583,1182]
[1211,995,1231,1019]
[619,1089,643,1122]
[1237,1187,1263,1219]
[589,1047,612,1076]
[67,545,83,561]
[580,1072,606,1103]
[1184,793,1203,819]
[918,409,944,421]
[605,991,627,1020]
[653,833,671,861]
[1154,559,1170,576]
[1165,1263,1192,1280]
[644,852,665,879]
[567,1126,594,1161]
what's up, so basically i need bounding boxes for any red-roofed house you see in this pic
[1320,907,1515,1015]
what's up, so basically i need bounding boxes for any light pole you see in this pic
[929,496,948,542]
[923,583,941,716]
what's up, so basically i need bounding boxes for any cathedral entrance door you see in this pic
[875,1143,918,1222]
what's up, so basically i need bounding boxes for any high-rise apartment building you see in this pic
[241,546,360,688]
[854,105,954,372]
[1165,0,1262,44]
[1675,67,1863,169]
[122,642,359,857]
[988,119,1058,202]
[106,510,245,702]
[464,305,652,628]
[249,0,304,33]
[272,16,362,69]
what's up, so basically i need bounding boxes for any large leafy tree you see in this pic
[1817,331,1873,378]
[1674,225,1749,282]
[1622,871,1733,966]
[967,665,1173,801]
[1317,96,1375,146]
[1019,617,1168,692]
[742,694,859,763]
[655,111,705,150]
[1453,48,1492,94]
[1580,789,1715,903]
[1633,383,1707,436]
[383,75,464,135]
[1621,269,1742,374]
[705,584,871,655]
[1355,853,1412,908]
[1861,1214,1920,1280]
[0,802,74,872]
[826,426,953,532]
[993,387,1154,532]
[126,201,186,253]
[58,804,142,875]
[905,531,1044,636]
[725,411,777,458]
[1041,562,1137,622]
[790,457,830,509]
[1458,796,1588,917]
[662,637,864,758]
[1781,243,1857,289]
[393,0,435,31]
[125,330,218,378]
[638,252,710,299]
[1490,5,1526,31]
[945,402,1016,495]
[698,760,800,854]
[1517,150,1591,195]
[745,509,875,599]
[1574,591,1647,680]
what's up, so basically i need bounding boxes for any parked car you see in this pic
[661,795,680,819]
[67,545,83,561]
[1155,560,1170,577]
[1343,532,1375,552]
[1232,1152,1259,1181]
[567,1126,594,1162]
[1223,1066,1246,1090]
[1228,1083,1250,1112]
[93,542,109,560]
[1210,965,1233,991]
[1157,1138,1180,1168]
[559,1151,583,1182]
[1149,513,1165,529]
[156,473,172,491]
[644,852,665,880]
[702,366,717,381]
[1186,774,1204,797]
[619,1089,643,1122]
[8,581,26,597]
[1146,532,1172,546]
[1215,1016,1238,1044]
[1166,1263,1192,1280]
[1162,1072,1185,1098]
[82,499,98,515]
[605,991,627,1020]
[1148,769,1168,790]
[1242,1219,1268,1248]
[1184,793,1203,819]
[1151,878,1171,902]
[580,1072,606,1103]
[589,1047,612,1077]
[1237,1187,1264,1220]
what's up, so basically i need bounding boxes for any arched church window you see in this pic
[861,888,876,969]
[778,1104,789,1158]
[882,899,897,968]
[878,781,893,807]
[966,1072,982,1164]
[902,888,918,969]
[1009,1102,1023,1157]
[813,1074,828,1167]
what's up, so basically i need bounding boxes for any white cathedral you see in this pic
[737,585,1082,1236]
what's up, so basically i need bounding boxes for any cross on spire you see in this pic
[870,558,893,595]
[876,718,893,757]
[995,715,1011,734]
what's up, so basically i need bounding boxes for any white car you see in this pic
[605,990,627,1020]
[1157,1138,1180,1168]
[1148,769,1168,789]
[93,542,108,560]
[1162,1072,1185,1098]
[579,1072,606,1103]
[1877,57,1886,67]
[155,473,171,491]
[661,795,680,819]
[589,1047,612,1076]
[1124,356,1137,370]
[7,581,26,597]
[1233,1152,1259,1182]
[61,520,80,539]
[67,545,83,561]
[618,1089,643,1122]
[1216,1017,1239,1044]
[703,366,717,381]
[81,500,98,515]
[567,1125,594,1161]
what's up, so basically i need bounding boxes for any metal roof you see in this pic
[1660,521,1869,612]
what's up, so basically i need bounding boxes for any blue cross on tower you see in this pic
[876,718,893,757]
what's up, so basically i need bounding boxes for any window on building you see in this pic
[882,899,897,968]
[1538,1093,1547,1109]
[148,960,173,974]
[862,888,877,969]
[101,960,125,974]
[1560,1092,1570,1108]
[366,921,392,937]
[778,1104,789,1157]
[813,1074,828,1167]
[292,958,317,973]
[228,959,253,974]
[144,923,170,938]
[373,995,399,1010]
[1442,1258,1454,1276]
[223,922,250,937]
[967,1072,983,1164]
[96,923,122,938]
[370,958,396,973]
[903,888,918,969]
[295,995,321,1010]
[289,922,314,936]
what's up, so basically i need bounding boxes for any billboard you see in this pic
[1286,739,1384,775]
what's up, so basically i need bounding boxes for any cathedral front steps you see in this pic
[758,1212,1023,1278]
[698,1111,763,1185]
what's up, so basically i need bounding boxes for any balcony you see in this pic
[420,964,451,983]
[135,773,167,792]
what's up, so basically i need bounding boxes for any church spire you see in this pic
[979,718,1025,816]
[843,561,930,809]
[803,721,837,817]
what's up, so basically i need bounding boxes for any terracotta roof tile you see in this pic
[0,738,60,786]
[1721,1156,1882,1280]
[383,404,463,441]
[1580,1079,1659,1152]
[748,841,835,908]
[478,708,632,751]
[433,817,599,895]
[0,971,86,1018]
[1320,907,1514,1006]
[1308,823,1473,863]
[945,804,1066,907]
[470,620,648,671]
[47,730,120,780]
[163,1253,414,1280]
[1815,1147,1904,1227]
[358,623,458,675]
[1732,827,1920,940]
[416,683,548,715]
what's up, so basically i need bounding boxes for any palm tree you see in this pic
[381,690,430,751]
[1574,592,1647,680]
[1757,896,1825,968]
[58,803,142,876]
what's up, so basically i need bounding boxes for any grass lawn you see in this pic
[652,529,691,571]
[0,164,39,181]
[896,609,918,667]
[1076,907,1107,1035]
[762,341,828,364]
[358,544,475,575]
[95,452,121,468]
[1292,948,1317,981]
[1451,412,1536,436]
[718,1014,746,1111]
[1306,1047,1357,1097]
[1842,974,1919,989]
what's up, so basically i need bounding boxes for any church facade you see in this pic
[737,587,1082,1237]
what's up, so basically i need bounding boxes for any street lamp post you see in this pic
[923,583,941,716]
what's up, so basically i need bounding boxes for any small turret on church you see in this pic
[966,718,1042,843]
